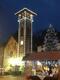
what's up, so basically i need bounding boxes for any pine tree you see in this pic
[44,24,58,51]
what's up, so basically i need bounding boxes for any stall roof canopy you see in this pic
[23,51,60,61]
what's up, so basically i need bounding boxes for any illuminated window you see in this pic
[20,40,23,45]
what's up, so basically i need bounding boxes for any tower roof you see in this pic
[15,7,37,16]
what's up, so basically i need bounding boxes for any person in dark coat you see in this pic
[27,75,41,80]
[43,76,51,80]
[43,76,58,80]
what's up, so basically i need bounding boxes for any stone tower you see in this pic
[15,8,37,58]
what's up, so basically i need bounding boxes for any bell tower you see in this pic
[15,8,37,58]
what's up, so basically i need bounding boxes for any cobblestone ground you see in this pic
[0,75,26,80]
[0,75,59,80]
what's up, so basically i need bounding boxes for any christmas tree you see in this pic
[44,24,58,51]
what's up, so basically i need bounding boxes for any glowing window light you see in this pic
[30,14,33,22]
[19,14,21,17]
[20,40,23,45]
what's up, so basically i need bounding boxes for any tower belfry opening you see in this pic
[15,8,37,58]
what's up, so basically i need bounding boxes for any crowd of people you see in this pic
[26,74,59,80]
[25,69,60,80]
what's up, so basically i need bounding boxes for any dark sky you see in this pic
[0,0,60,42]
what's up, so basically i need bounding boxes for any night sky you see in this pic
[0,0,60,42]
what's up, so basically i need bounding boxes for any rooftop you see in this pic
[23,51,60,61]
[15,7,37,16]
